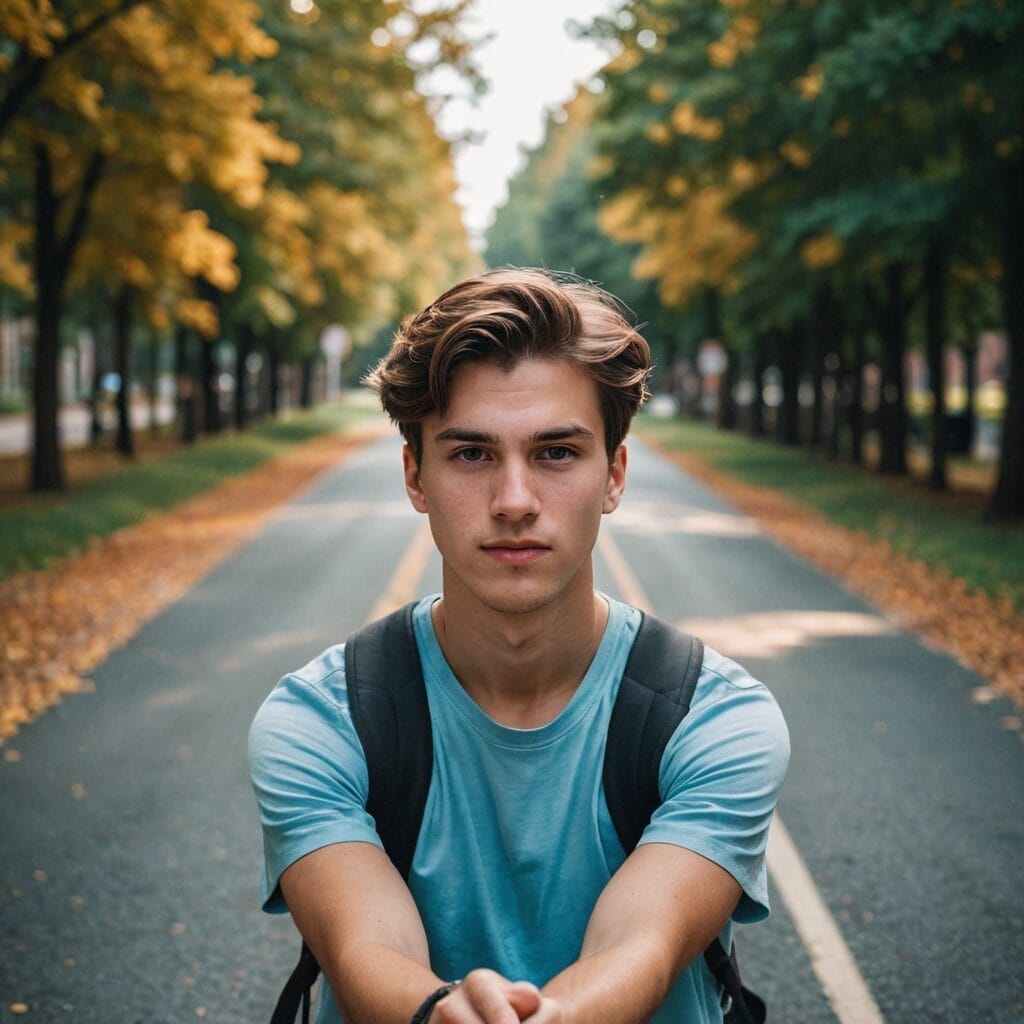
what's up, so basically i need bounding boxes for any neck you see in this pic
[431,581,609,729]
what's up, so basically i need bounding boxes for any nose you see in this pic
[490,459,541,521]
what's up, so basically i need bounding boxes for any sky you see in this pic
[424,0,621,248]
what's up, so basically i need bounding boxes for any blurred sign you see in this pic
[320,324,350,399]
[320,325,350,359]
[697,340,727,377]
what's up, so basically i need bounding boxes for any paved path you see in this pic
[1,433,1021,1022]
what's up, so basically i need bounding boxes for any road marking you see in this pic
[598,525,886,1024]
[768,818,886,1024]
[365,519,435,623]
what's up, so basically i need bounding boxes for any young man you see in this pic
[249,268,789,1024]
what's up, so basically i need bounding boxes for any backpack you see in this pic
[270,603,767,1024]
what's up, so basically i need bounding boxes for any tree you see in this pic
[588,0,1021,507]
[2,0,292,489]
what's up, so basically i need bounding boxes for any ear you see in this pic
[402,444,429,513]
[602,444,628,514]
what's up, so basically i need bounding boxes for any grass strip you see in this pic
[0,396,384,580]
[634,415,1024,615]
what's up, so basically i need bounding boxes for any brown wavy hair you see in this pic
[366,268,651,462]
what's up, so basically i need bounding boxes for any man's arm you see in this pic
[281,841,544,1024]
[538,842,741,1023]
[281,842,433,1023]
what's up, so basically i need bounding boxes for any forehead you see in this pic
[440,358,603,427]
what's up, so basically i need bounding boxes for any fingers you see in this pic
[431,969,542,1023]
[503,981,544,1019]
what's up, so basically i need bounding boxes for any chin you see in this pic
[475,585,561,617]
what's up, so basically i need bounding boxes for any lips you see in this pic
[481,541,550,565]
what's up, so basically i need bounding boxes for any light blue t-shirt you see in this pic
[248,596,789,1023]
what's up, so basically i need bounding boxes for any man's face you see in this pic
[403,357,627,617]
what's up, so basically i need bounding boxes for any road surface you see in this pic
[1,432,1021,1022]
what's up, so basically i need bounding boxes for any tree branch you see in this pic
[55,150,107,282]
[0,0,151,139]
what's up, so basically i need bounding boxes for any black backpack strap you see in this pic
[602,612,765,1023]
[272,603,430,1023]
[270,941,318,1024]
[345,602,432,880]
[602,610,704,854]
[706,940,767,1024]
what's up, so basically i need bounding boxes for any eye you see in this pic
[454,447,487,463]
[539,445,574,462]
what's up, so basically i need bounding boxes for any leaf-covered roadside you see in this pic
[643,439,1024,708]
[0,423,386,743]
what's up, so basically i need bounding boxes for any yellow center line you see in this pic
[597,525,886,1024]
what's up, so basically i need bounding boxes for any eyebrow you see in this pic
[432,424,597,446]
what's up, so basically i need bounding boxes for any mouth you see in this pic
[481,541,550,566]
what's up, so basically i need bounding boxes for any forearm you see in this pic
[540,934,680,1024]
[320,940,446,1024]
[538,844,741,1024]
[280,843,450,1024]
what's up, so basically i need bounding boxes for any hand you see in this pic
[431,969,564,1023]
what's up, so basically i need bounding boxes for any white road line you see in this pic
[598,525,886,1024]
[768,818,885,1024]
[365,519,435,623]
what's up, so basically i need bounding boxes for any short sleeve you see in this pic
[639,646,790,923]
[247,643,383,913]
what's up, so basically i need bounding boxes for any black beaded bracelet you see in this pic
[409,980,460,1024]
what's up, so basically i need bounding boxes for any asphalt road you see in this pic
[1,432,1021,1023]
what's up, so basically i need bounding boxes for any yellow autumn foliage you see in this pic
[795,62,823,100]
[0,222,32,294]
[708,13,760,68]
[800,233,843,268]
[599,185,757,306]
[648,81,672,103]
[174,297,221,339]
[646,121,672,145]
[671,101,723,140]
[779,138,812,168]
[168,211,240,292]
[0,0,65,57]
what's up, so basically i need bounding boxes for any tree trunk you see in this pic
[924,240,948,491]
[876,263,909,475]
[826,348,843,460]
[89,330,105,446]
[748,334,767,439]
[175,325,198,444]
[29,144,105,491]
[300,355,315,410]
[30,146,65,491]
[776,325,802,447]
[962,340,976,456]
[987,159,1024,520]
[716,347,737,431]
[200,338,221,433]
[113,286,135,457]
[268,345,281,418]
[148,329,160,437]
[234,325,253,431]
[809,287,839,452]
[848,330,866,466]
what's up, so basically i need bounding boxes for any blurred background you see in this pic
[0,0,1020,508]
